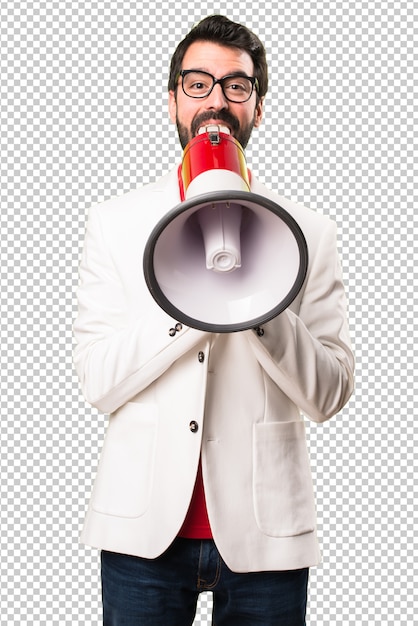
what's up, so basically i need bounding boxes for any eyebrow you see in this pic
[183,68,252,78]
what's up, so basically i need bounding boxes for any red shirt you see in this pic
[177,173,213,540]
[178,460,213,538]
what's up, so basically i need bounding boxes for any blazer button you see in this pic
[198,351,205,363]
[189,420,199,433]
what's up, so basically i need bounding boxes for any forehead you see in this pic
[181,41,254,76]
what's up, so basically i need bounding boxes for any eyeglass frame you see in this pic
[177,69,259,103]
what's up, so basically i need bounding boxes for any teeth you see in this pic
[198,124,230,135]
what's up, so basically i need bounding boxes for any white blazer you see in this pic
[73,167,354,573]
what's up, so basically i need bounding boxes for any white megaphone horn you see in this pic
[143,125,308,332]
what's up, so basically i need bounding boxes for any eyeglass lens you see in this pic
[182,71,254,102]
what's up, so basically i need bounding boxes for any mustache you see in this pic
[191,111,240,137]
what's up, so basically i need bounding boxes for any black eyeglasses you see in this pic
[178,70,259,103]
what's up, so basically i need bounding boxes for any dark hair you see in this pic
[168,15,268,101]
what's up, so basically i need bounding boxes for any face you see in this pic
[169,41,264,149]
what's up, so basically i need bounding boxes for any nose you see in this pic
[205,82,229,109]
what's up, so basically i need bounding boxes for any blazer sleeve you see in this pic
[245,219,354,423]
[73,203,211,415]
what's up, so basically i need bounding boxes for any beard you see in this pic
[176,109,257,150]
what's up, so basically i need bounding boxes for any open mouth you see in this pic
[197,124,231,136]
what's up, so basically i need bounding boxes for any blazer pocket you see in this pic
[253,421,316,537]
[92,402,158,519]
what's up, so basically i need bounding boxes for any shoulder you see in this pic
[84,168,182,245]
[92,168,180,218]
[250,175,335,237]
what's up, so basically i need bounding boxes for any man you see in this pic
[74,15,354,625]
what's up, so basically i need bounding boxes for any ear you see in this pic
[253,97,264,128]
[168,90,177,124]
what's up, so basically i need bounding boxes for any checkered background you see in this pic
[1,1,416,624]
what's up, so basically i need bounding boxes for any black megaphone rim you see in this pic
[143,190,308,333]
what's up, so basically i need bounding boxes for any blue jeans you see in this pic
[101,538,308,625]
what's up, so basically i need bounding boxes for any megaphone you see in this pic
[143,125,308,333]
